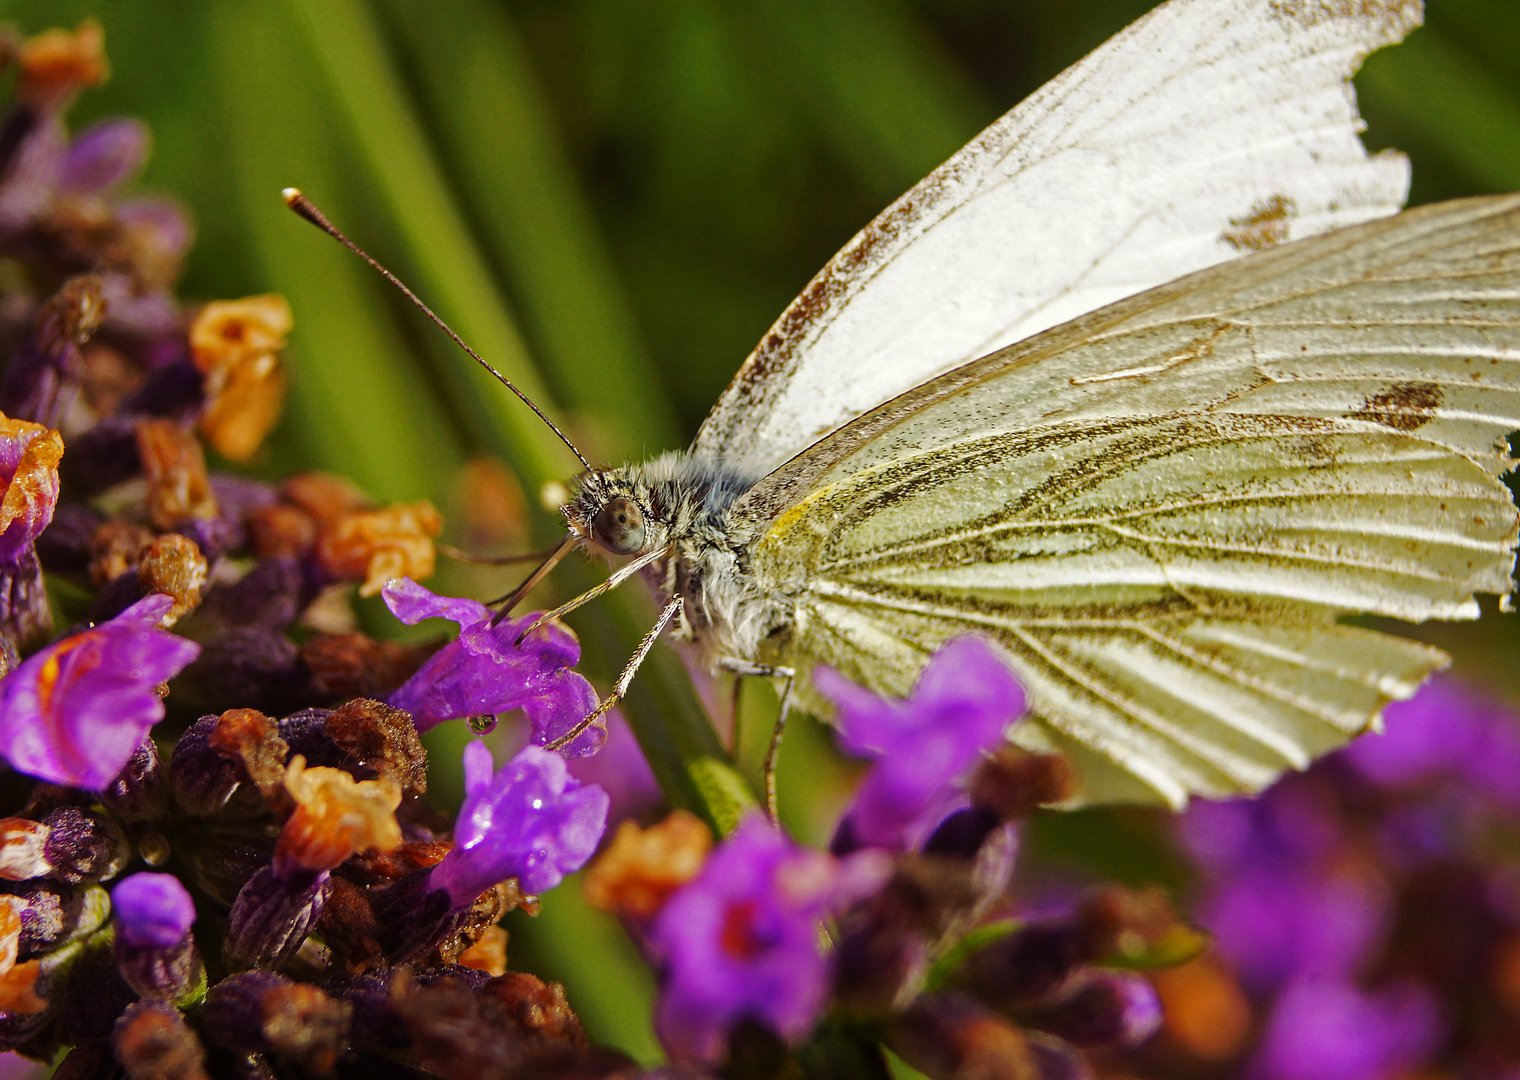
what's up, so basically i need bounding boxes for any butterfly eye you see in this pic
[592,497,646,555]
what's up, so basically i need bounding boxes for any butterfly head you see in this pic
[566,469,666,558]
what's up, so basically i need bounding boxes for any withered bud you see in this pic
[246,501,316,559]
[206,708,290,803]
[956,921,1083,1012]
[886,992,1038,1080]
[583,810,712,923]
[281,472,367,526]
[136,419,217,530]
[89,518,153,586]
[315,501,442,597]
[458,924,508,978]
[322,697,428,795]
[112,1001,208,1080]
[1075,885,1202,968]
[301,633,431,705]
[483,971,586,1044]
[969,748,1074,822]
[275,756,402,873]
[18,20,108,111]
[37,277,107,353]
[42,806,128,883]
[137,533,207,625]
[202,969,351,1076]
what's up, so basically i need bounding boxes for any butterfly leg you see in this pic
[718,659,796,823]
[545,595,683,753]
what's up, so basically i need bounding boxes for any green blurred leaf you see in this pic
[378,0,682,462]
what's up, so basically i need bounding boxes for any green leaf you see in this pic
[688,755,759,837]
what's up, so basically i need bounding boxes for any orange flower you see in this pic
[583,810,713,922]
[275,756,402,872]
[190,295,292,462]
[17,20,107,111]
[315,501,441,597]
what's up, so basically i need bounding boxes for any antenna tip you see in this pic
[281,187,303,205]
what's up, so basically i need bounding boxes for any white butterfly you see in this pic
[300,0,1519,808]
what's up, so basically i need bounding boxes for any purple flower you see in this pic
[1251,975,1442,1080]
[429,741,608,904]
[382,578,603,756]
[0,593,201,787]
[819,637,1025,851]
[57,118,149,195]
[111,872,195,949]
[1346,676,1520,806]
[650,814,888,1065]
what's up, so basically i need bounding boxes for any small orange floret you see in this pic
[0,422,62,542]
[190,296,292,464]
[18,20,107,110]
[137,533,208,625]
[0,899,44,1014]
[136,419,218,530]
[583,809,713,922]
[276,756,402,872]
[189,295,292,371]
[315,501,442,597]
[458,924,509,978]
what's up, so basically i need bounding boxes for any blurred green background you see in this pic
[1,0,1516,1064]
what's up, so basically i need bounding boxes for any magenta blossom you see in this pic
[819,636,1025,851]
[111,872,196,949]
[650,814,889,1065]
[429,741,608,904]
[382,578,603,756]
[0,594,200,787]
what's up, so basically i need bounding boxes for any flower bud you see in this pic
[168,714,240,815]
[112,1000,208,1080]
[198,555,304,630]
[41,807,128,884]
[956,921,1083,1011]
[0,279,100,428]
[886,992,1037,1080]
[135,419,217,531]
[1028,971,1162,1050]
[100,737,170,822]
[63,934,135,1042]
[223,866,331,971]
[174,625,305,717]
[111,873,202,1001]
[35,502,99,577]
[5,880,88,957]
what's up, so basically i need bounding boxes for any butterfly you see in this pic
[293,0,1520,809]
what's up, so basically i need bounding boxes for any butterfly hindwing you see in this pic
[694,0,1423,481]
[738,195,1520,806]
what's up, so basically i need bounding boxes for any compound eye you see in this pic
[592,497,646,555]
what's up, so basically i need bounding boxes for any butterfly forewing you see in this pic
[737,195,1520,807]
[693,0,1423,481]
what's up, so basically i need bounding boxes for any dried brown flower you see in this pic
[583,809,712,922]
[315,501,441,597]
[137,533,207,624]
[136,419,217,530]
[276,756,402,872]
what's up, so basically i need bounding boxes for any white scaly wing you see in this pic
[736,196,1520,807]
[694,0,1422,481]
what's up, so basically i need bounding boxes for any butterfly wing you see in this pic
[693,0,1423,481]
[734,195,1520,807]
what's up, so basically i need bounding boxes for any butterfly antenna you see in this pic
[281,188,593,473]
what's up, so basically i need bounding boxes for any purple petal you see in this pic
[58,118,149,194]
[0,595,200,787]
[382,577,489,630]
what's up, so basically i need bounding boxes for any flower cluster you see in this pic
[1115,675,1520,1080]
[0,25,628,1080]
[585,638,1178,1077]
